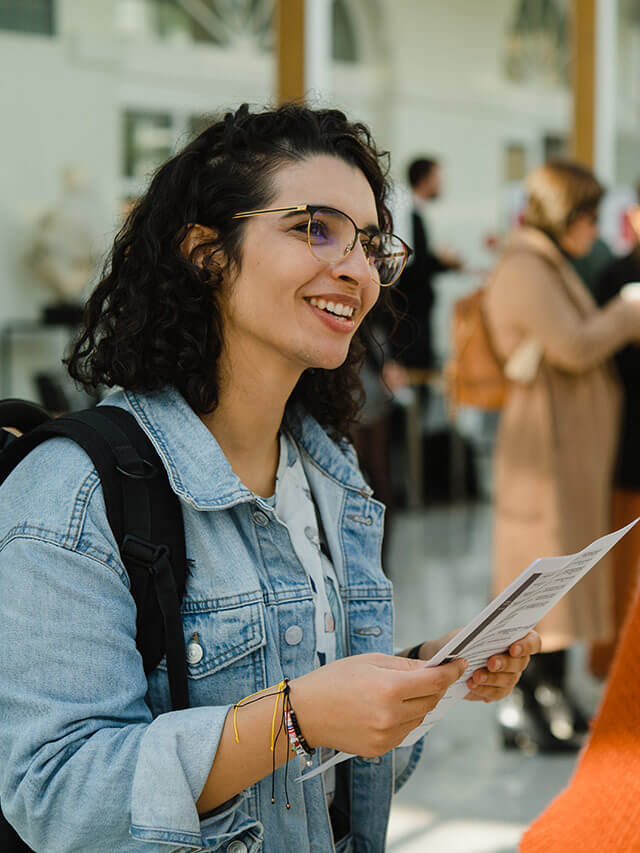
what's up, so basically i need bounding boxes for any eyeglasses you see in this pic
[232,204,413,287]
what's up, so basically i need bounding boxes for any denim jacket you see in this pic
[0,387,422,853]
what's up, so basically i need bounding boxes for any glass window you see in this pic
[332,0,358,63]
[123,111,173,179]
[0,0,54,35]
[616,0,640,185]
[504,0,568,86]
[543,134,567,161]
[114,0,273,50]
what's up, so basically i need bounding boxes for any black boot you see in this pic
[497,651,586,753]
[534,650,590,735]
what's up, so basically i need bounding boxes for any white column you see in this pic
[594,0,618,183]
[304,0,332,104]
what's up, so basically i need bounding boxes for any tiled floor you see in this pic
[386,501,604,853]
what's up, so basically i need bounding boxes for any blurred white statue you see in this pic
[26,166,104,308]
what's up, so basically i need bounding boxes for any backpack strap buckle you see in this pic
[121,535,169,575]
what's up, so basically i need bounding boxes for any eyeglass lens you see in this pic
[307,208,406,286]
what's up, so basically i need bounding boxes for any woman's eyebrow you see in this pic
[280,206,380,233]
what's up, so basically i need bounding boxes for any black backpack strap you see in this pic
[0,405,189,711]
[89,406,190,711]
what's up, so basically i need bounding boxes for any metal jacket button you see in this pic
[251,509,269,527]
[186,641,204,665]
[285,625,303,645]
[227,841,248,853]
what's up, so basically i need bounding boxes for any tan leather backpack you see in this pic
[445,286,507,411]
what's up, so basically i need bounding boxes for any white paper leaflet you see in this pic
[300,518,638,782]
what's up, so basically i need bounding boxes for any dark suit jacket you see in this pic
[595,247,640,489]
[390,208,449,367]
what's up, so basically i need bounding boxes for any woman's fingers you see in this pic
[481,653,531,676]
[399,692,448,722]
[482,630,541,677]
[508,630,541,658]
[465,662,527,701]
[469,669,514,688]
[465,632,539,702]
[391,658,467,701]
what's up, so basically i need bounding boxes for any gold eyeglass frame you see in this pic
[232,204,412,286]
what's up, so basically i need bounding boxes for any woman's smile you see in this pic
[303,293,359,333]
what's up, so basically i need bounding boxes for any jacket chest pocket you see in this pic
[346,594,393,656]
[147,600,267,711]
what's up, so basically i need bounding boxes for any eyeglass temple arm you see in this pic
[232,205,308,220]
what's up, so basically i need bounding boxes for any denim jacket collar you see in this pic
[113,387,371,510]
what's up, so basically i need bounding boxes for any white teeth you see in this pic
[307,297,355,318]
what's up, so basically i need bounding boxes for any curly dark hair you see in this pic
[65,102,394,439]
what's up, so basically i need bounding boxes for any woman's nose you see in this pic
[331,240,373,286]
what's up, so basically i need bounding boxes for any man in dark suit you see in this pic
[391,158,462,368]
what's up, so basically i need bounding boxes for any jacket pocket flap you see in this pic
[161,600,266,679]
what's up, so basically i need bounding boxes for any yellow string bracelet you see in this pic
[233,679,288,745]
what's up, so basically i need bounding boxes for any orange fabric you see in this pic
[590,489,640,678]
[520,582,640,852]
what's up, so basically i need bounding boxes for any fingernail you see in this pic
[492,659,503,671]
[477,673,487,683]
[512,645,522,656]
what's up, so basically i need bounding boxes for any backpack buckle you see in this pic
[121,535,169,574]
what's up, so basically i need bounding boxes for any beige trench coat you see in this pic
[485,227,640,650]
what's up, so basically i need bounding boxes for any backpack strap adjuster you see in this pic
[121,535,169,574]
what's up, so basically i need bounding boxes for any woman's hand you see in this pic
[291,653,466,758]
[464,631,541,703]
[406,629,541,704]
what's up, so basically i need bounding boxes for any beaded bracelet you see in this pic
[284,707,315,767]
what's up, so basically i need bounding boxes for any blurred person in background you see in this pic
[568,235,614,296]
[590,182,640,679]
[353,313,409,566]
[485,161,640,753]
[390,157,462,369]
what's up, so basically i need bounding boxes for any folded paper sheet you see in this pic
[301,519,638,782]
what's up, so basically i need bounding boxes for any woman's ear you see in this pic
[180,223,222,268]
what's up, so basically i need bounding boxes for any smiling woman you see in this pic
[0,103,539,853]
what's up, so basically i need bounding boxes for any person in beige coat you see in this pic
[485,161,640,752]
